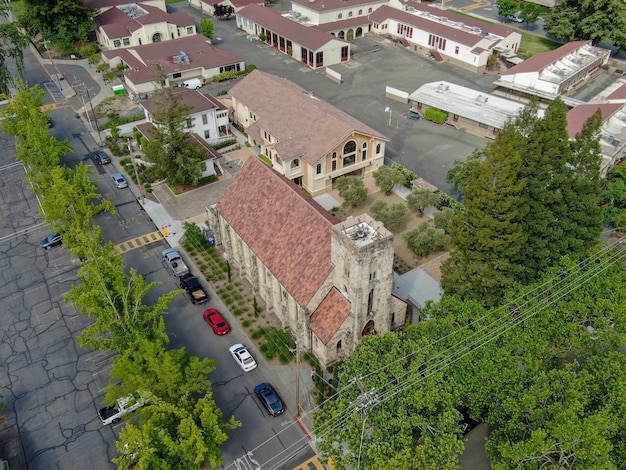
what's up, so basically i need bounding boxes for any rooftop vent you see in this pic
[476,94,488,104]
[173,51,190,64]
[471,26,481,33]
[480,30,489,36]
[439,16,448,22]
[437,83,450,92]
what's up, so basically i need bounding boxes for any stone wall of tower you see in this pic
[330,215,395,352]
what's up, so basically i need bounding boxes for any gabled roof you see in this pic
[97,4,193,39]
[216,157,338,306]
[103,36,243,84]
[502,40,591,75]
[370,2,514,48]
[237,4,347,50]
[310,288,351,345]
[141,88,225,115]
[566,103,622,138]
[607,82,626,101]
[291,0,382,12]
[228,70,388,164]
[86,0,165,11]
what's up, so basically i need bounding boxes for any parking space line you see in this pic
[115,230,164,254]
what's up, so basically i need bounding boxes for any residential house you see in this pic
[206,157,407,366]
[494,40,611,104]
[566,103,626,176]
[95,3,196,50]
[102,36,244,97]
[141,88,230,144]
[223,70,388,196]
[236,4,351,69]
[369,0,521,73]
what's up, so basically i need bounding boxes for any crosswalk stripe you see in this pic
[115,230,164,254]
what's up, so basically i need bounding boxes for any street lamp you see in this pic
[42,39,63,91]
[385,106,392,126]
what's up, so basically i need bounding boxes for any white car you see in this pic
[229,343,257,372]
[111,173,128,189]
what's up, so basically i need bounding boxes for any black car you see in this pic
[47,117,54,128]
[94,150,111,165]
[179,273,209,304]
[254,383,285,417]
[40,233,62,249]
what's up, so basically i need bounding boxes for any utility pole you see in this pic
[349,376,379,470]
[43,39,63,91]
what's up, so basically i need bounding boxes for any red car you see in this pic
[203,309,230,335]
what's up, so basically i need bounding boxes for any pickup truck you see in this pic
[98,391,148,425]
[179,273,209,304]
[162,248,189,277]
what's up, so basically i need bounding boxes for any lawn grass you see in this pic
[447,9,562,58]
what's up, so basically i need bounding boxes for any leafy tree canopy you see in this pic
[543,0,626,50]
[336,176,368,208]
[370,199,407,231]
[0,6,30,96]
[18,0,95,47]
[496,0,519,18]
[373,165,405,194]
[406,188,440,215]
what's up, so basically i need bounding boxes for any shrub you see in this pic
[424,108,448,124]
[242,319,251,328]
[258,154,273,167]
[212,138,237,150]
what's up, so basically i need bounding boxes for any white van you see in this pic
[181,78,203,90]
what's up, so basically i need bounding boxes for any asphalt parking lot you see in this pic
[173,4,494,196]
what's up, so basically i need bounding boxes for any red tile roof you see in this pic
[310,288,351,345]
[237,4,347,50]
[291,0,382,13]
[141,88,225,115]
[97,4,193,39]
[607,82,626,101]
[502,40,591,75]
[566,103,622,138]
[370,3,513,47]
[103,36,243,85]
[86,0,164,10]
[216,157,338,306]
[313,16,370,33]
[228,70,388,165]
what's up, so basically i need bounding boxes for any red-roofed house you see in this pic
[236,4,351,69]
[369,1,521,73]
[207,157,406,366]
[95,3,196,50]
[224,70,388,195]
[494,40,611,102]
[102,36,244,97]
[566,103,626,176]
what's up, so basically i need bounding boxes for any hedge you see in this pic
[424,108,448,124]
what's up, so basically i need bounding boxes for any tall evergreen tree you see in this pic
[441,124,528,304]
[143,84,206,186]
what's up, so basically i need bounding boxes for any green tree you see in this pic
[370,199,407,231]
[433,207,455,233]
[543,0,626,49]
[110,339,240,469]
[313,333,464,470]
[373,165,405,194]
[446,150,483,196]
[519,2,544,25]
[496,0,519,19]
[199,17,214,40]
[441,122,528,305]
[143,85,206,186]
[19,0,95,47]
[65,233,179,351]
[335,176,367,208]
[0,6,30,97]
[404,222,446,257]
[406,188,440,216]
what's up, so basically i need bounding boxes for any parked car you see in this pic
[229,343,257,372]
[506,12,524,23]
[95,150,111,165]
[203,309,230,335]
[46,117,54,128]
[97,391,149,425]
[40,233,62,249]
[254,383,285,417]
[111,173,128,189]
[162,248,189,277]
[180,273,209,304]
